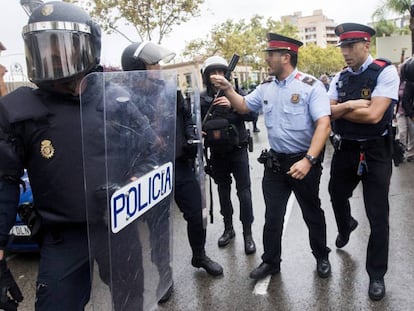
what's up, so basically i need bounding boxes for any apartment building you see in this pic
[281,9,337,47]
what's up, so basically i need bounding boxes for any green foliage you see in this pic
[298,44,345,77]
[182,15,298,66]
[372,0,411,19]
[66,0,204,43]
[183,15,345,76]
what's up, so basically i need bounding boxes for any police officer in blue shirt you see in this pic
[328,23,399,301]
[211,33,332,281]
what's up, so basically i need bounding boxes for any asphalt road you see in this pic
[7,114,414,310]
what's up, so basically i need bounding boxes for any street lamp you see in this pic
[20,0,44,16]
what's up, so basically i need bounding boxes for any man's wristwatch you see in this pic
[305,154,317,165]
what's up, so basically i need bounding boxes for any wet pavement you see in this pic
[7,114,414,310]
[158,115,414,311]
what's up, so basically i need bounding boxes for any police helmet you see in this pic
[201,56,228,77]
[121,41,176,71]
[401,57,414,82]
[22,1,101,86]
[201,56,228,86]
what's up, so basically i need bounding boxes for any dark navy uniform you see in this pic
[120,42,223,304]
[201,90,256,248]
[328,23,399,301]
[0,79,157,310]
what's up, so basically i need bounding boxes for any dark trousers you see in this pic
[174,159,206,256]
[261,154,329,266]
[210,147,254,229]
[148,159,206,266]
[328,138,392,279]
[35,223,144,311]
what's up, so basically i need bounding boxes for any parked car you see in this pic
[6,171,39,252]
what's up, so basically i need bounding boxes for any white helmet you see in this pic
[201,56,228,77]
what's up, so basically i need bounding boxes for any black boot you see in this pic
[191,252,223,276]
[243,232,256,255]
[218,227,235,247]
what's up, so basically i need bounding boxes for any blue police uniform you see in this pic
[327,22,399,301]
[245,33,331,272]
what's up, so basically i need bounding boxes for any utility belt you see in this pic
[257,149,306,172]
[332,134,389,151]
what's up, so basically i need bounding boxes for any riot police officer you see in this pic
[200,56,256,255]
[0,2,154,310]
[121,42,224,303]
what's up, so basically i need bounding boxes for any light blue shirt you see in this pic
[328,55,399,101]
[245,69,331,153]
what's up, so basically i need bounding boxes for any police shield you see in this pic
[80,69,176,311]
[183,72,207,228]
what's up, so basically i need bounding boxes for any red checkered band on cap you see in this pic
[268,40,299,52]
[339,31,371,42]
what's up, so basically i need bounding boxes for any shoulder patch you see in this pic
[373,58,391,67]
[300,76,316,86]
[369,58,392,71]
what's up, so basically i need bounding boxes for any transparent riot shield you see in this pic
[80,69,176,311]
[183,73,207,228]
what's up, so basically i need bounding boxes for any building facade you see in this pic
[281,10,337,47]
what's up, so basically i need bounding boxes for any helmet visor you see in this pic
[134,42,176,65]
[23,22,96,83]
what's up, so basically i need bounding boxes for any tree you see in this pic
[183,15,345,78]
[66,0,204,43]
[373,0,413,55]
[298,44,345,78]
[182,15,298,65]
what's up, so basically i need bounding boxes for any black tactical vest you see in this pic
[334,59,394,140]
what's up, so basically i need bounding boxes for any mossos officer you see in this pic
[0,2,155,310]
[210,33,332,281]
[328,23,399,301]
[200,55,256,255]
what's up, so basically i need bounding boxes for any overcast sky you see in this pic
[1,0,383,78]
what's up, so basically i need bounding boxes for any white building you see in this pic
[281,10,337,47]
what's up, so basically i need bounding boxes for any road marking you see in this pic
[252,193,295,296]
[253,275,271,295]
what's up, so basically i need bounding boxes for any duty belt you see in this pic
[339,136,388,151]
[270,150,306,161]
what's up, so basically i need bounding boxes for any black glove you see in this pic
[0,259,23,311]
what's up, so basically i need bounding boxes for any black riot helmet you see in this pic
[22,1,101,87]
[121,41,176,71]
[401,57,414,82]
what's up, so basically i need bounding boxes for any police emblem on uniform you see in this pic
[41,4,54,16]
[361,88,371,99]
[338,81,343,88]
[40,140,55,159]
[337,25,344,34]
[291,94,300,104]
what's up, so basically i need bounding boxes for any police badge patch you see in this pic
[291,94,300,104]
[361,88,371,99]
[40,140,55,159]
[41,4,54,16]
